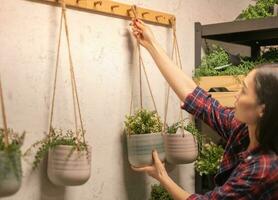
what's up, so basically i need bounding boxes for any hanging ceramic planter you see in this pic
[125,109,165,167]
[164,125,199,164]
[0,150,22,197]
[47,144,92,186]
[163,25,200,165]
[26,128,92,186]
[25,2,92,187]
[0,77,25,197]
[125,16,165,168]
[127,132,165,167]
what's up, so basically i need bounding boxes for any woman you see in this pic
[130,19,278,200]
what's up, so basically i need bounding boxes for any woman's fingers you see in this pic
[132,27,143,33]
[131,165,153,172]
[152,150,162,166]
[133,19,145,31]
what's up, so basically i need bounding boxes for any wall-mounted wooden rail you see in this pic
[35,0,175,26]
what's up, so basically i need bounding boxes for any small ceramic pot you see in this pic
[0,150,22,197]
[47,145,92,186]
[164,131,198,164]
[127,133,165,167]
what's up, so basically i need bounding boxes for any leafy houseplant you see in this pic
[125,109,165,167]
[125,109,163,135]
[237,0,278,20]
[26,128,91,186]
[195,141,224,176]
[193,45,256,107]
[164,121,201,164]
[194,46,255,78]
[0,129,25,197]
[149,184,173,200]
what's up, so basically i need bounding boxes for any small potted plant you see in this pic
[25,128,91,186]
[194,45,254,107]
[124,109,165,167]
[163,121,200,164]
[195,140,224,190]
[149,184,173,200]
[0,129,25,197]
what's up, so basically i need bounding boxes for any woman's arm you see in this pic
[132,151,191,200]
[130,20,241,140]
[131,19,196,102]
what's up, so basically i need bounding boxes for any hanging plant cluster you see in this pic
[0,75,26,197]
[0,129,25,197]
[23,1,92,187]
[125,16,202,168]
[28,128,88,170]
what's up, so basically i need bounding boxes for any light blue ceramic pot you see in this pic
[127,133,165,167]
[0,150,22,197]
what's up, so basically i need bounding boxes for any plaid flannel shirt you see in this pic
[182,86,278,200]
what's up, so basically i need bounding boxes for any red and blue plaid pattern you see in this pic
[182,86,278,200]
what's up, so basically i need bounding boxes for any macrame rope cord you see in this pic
[0,74,9,147]
[48,1,85,143]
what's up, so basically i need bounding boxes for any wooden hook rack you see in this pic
[36,0,176,27]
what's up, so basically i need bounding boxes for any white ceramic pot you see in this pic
[47,145,92,186]
[0,151,22,197]
[127,133,165,167]
[164,131,198,164]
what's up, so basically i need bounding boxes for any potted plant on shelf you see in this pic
[0,129,25,197]
[149,184,173,200]
[163,120,201,164]
[194,45,256,107]
[124,109,165,167]
[195,140,224,191]
[25,128,91,186]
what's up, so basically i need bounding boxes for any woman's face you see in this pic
[234,70,265,125]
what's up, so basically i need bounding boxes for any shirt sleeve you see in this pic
[186,158,277,200]
[181,86,242,141]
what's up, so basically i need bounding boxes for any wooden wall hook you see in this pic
[94,1,102,7]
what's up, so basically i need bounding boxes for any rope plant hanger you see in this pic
[163,18,188,136]
[128,5,159,135]
[48,0,86,145]
[42,1,92,186]
[0,75,9,148]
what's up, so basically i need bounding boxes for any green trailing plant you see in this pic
[149,184,173,200]
[24,128,88,169]
[195,141,224,176]
[124,109,163,135]
[0,128,25,181]
[199,45,230,70]
[237,0,278,20]
[0,128,25,152]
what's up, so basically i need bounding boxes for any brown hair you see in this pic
[254,63,278,154]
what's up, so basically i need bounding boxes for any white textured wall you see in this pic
[0,0,251,199]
